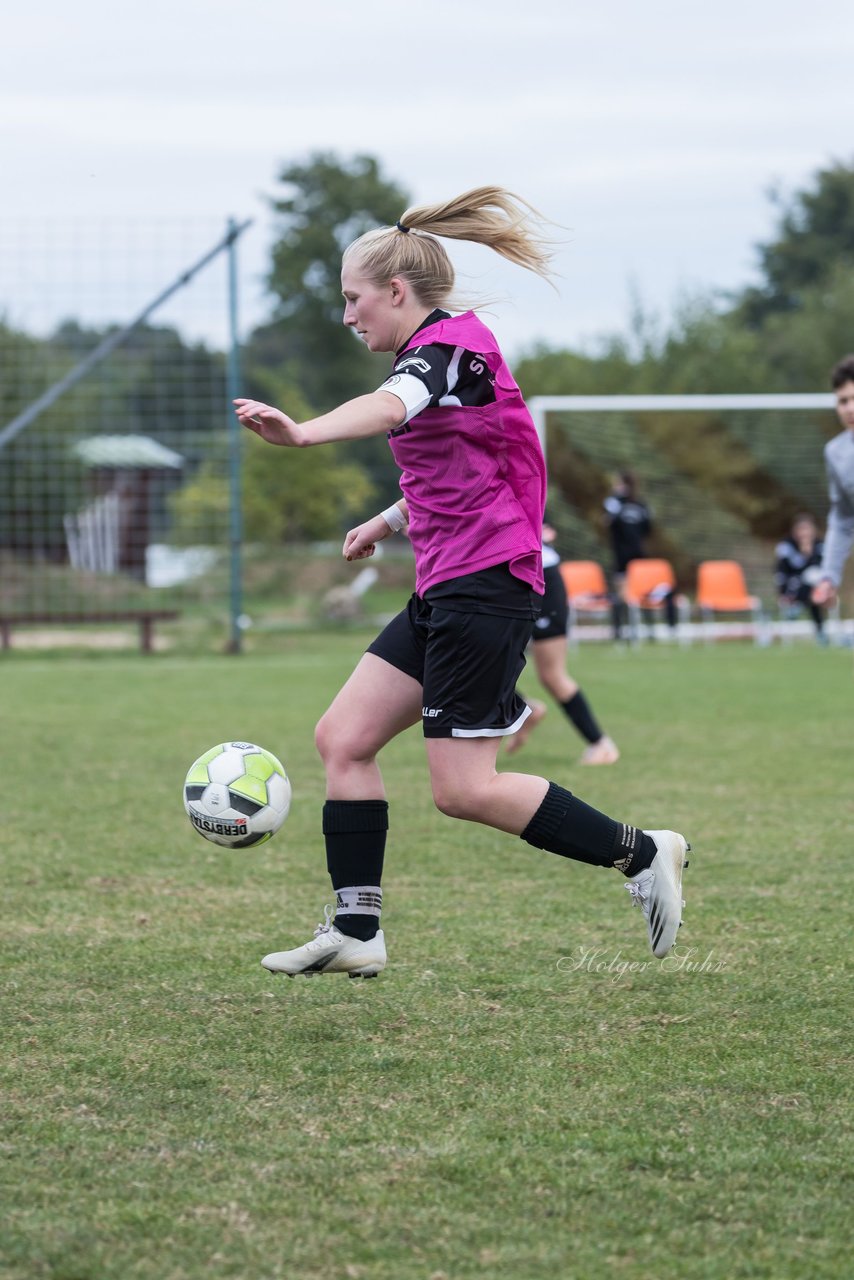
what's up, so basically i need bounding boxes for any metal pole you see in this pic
[225,218,245,655]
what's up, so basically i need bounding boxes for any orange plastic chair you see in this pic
[559,560,612,637]
[560,559,610,602]
[622,558,687,642]
[695,560,763,642]
[623,558,676,607]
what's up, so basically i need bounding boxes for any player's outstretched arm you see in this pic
[234,391,405,447]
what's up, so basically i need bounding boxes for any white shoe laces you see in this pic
[315,904,335,934]
[305,905,340,950]
[626,874,652,910]
[625,872,684,911]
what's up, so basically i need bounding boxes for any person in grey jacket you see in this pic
[813,354,854,609]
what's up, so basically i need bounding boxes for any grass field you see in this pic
[1,636,851,1280]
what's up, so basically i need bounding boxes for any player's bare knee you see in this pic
[432,789,471,820]
[314,714,349,767]
[315,715,377,773]
[431,781,483,822]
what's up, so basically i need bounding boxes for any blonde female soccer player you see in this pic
[235,187,688,978]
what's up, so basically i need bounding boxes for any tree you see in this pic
[739,160,854,326]
[169,371,376,545]
[250,152,411,413]
[0,321,105,558]
[758,271,854,388]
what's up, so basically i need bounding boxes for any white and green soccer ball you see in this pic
[183,741,291,848]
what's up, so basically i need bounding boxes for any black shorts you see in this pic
[530,563,568,641]
[366,565,539,739]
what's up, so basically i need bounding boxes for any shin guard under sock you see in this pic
[323,799,388,940]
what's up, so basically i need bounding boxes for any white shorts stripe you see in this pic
[451,704,531,739]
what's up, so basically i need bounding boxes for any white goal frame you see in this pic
[528,392,849,646]
[528,393,835,450]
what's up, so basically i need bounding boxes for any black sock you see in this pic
[612,825,657,876]
[520,781,655,874]
[323,799,388,940]
[561,691,603,744]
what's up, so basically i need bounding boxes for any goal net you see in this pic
[529,393,847,641]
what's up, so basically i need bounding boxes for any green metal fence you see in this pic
[0,218,251,653]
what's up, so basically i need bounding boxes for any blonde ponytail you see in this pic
[398,186,555,280]
[343,185,557,311]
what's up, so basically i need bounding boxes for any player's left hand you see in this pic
[811,578,837,607]
[234,399,308,447]
[344,514,394,561]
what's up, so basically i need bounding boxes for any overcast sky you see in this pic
[3,0,853,361]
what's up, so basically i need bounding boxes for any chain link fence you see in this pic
[0,219,248,652]
[1,218,846,654]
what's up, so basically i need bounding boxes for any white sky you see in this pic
[2,0,853,360]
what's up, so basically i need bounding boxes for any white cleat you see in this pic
[261,907,386,979]
[580,735,620,766]
[625,830,690,958]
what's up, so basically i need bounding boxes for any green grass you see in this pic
[1,637,851,1280]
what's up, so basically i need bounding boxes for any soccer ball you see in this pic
[183,741,291,848]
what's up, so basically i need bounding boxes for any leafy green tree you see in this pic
[643,295,770,394]
[241,432,375,544]
[758,271,854,388]
[514,341,638,400]
[739,160,854,326]
[518,163,854,400]
[169,372,376,545]
[0,321,98,558]
[250,152,410,413]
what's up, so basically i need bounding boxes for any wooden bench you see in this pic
[0,610,180,653]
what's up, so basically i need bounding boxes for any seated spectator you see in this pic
[775,513,827,644]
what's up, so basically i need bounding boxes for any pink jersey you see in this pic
[388,311,545,596]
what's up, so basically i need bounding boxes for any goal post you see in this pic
[529,393,835,437]
[528,392,847,643]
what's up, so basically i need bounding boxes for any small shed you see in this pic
[67,435,184,579]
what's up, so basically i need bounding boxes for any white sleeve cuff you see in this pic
[381,503,407,533]
[377,372,432,422]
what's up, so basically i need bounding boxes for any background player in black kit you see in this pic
[508,523,619,764]
[604,470,677,639]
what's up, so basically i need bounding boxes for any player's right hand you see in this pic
[233,399,307,447]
